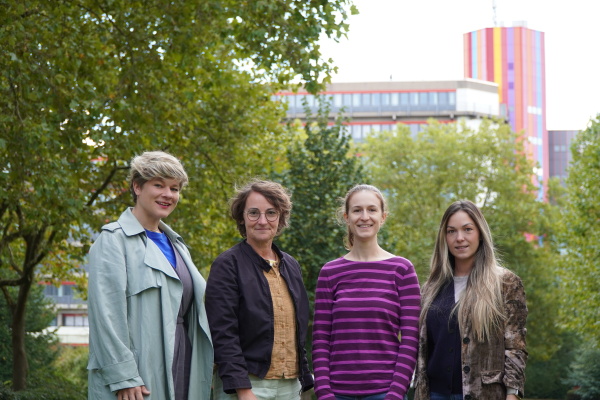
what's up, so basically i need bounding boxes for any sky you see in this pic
[318,0,600,131]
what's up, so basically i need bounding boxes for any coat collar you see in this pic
[118,207,184,245]
[239,239,284,272]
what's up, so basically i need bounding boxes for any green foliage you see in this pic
[525,331,579,399]
[273,97,363,365]
[359,119,565,364]
[0,0,353,387]
[565,345,600,400]
[275,97,363,300]
[560,115,600,346]
[0,286,58,382]
[52,346,89,393]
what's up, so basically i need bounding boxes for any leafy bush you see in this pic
[565,345,600,400]
[525,332,579,399]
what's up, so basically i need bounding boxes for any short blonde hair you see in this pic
[128,151,188,203]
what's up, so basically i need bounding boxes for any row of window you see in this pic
[50,313,89,327]
[44,283,74,297]
[348,123,427,141]
[277,91,456,110]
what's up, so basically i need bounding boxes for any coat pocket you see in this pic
[481,369,504,384]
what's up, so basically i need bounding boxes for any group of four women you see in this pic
[87,151,528,400]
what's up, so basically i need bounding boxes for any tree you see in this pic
[565,344,600,400]
[0,0,356,390]
[0,286,58,382]
[359,120,566,378]
[273,97,363,363]
[560,115,600,346]
[275,97,363,300]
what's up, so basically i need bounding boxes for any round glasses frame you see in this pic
[245,209,280,222]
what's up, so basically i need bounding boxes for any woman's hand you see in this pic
[506,394,520,400]
[236,388,258,400]
[116,385,150,400]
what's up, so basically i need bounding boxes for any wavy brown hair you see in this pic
[229,179,292,238]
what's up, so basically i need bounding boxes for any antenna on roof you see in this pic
[492,0,497,26]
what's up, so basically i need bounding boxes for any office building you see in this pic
[277,79,504,142]
[548,129,578,184]
[464,25,548,198]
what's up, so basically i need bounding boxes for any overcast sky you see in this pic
[319,0,600,131]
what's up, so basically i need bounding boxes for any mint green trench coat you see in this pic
[87,208,214,400]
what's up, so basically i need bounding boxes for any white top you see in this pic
[453,275,469,303]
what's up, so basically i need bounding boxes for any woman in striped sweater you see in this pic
[313,184,421,400]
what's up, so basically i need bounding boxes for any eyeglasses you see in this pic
[245,208,280,222]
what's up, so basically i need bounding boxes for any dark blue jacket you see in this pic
[205,240,314,394]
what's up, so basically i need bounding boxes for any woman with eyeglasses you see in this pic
[205,179,313,400]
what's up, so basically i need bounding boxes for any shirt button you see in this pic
[463,366,471,373]
[463,337,470,344]
[464,395,472,400]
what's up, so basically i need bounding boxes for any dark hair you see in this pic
[337,184,388,249]
[230,179,292,238]
[128,151,188,203]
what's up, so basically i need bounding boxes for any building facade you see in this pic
[277,79,504,142]
[464,25,548,198]
[548,129,578,185]
[42,281,89,345]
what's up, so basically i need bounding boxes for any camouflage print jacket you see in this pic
[414,269,528,400]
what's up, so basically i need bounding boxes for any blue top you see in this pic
[146,230,176,268]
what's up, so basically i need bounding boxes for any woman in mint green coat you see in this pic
[87,151,213,400]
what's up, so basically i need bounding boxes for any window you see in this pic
[448,92,456,105]
[372,93,381,106]
[429,92,438,105]
[352,93,361,107]
[352,125,362,140]
[60,285,74,296]
[411,93,419,105]
[362,93,371,106]
[419,92,428,105]
[381,93,390,106]
[391,93,400,106]
[343,94,352,106]
[333,94,343,107]
[305,95,315,107]
[63,314,89,327]
[44,285,58,296]
[400,92,409,105]
[439,92,449,104]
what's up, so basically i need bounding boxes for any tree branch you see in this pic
[86,163,129,207]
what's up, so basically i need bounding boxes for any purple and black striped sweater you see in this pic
[313,257,421,400]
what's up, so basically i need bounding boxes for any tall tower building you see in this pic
[464,25,547,199]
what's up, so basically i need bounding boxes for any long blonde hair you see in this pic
[420,200,505,342]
